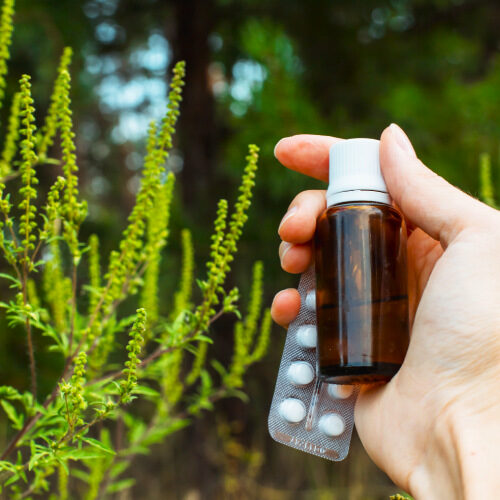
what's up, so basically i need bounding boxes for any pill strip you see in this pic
[268,266,358,461]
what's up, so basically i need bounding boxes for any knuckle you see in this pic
[289,190,325,210]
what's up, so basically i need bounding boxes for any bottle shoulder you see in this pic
[319,203,404,223]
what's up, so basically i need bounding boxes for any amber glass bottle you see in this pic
[314,139,409,384]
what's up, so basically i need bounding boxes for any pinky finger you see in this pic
[271,288,301,328]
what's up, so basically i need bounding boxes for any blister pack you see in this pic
[268,267,358,461]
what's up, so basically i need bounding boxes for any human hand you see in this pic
[271,124,500,499]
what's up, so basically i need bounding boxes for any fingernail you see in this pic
[279,241,293,263]
[389,123,416,158]
[274,138,285,158]
[278,206,298,233]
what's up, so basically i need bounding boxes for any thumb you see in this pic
[380,124,484,246]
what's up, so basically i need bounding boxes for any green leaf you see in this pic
[106,477,135,494]
[1,399,24,429]
[210,359,227,378]
[224,387,249,403]
[0,272,21,287]
[109,460,129,479]
[196,334,214,344]
[115,313,139,331]
[80,437,115,456]
[5,471,22,486]
[184,343,198,355]
[0,385,22,400]
[28,450,50,471]
[120,444,150,456]
[68,467,89,482]
[140,419,191,448]
[32,321,64,351]
[123,413,146,444]
[131,385,160,399]
[60,448,108,461]
[0,460,17,472]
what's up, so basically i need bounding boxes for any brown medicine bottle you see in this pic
[314,139,409,384]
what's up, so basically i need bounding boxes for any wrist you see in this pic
[409,398,500,499]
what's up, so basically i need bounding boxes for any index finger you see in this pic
[274,134,344,182]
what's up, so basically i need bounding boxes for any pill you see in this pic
[296,325,317,349]
[279,398,306,424]
[318,413,345,437]
[304,289,316,311]
[287,361,315,386]
[327,384,354,400]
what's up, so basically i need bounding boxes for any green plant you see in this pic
[0,1,270,497]
[479,153,497,208]
[211,419,264,499]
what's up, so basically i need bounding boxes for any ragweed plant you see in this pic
[0,1,270,498]
[479,152,497,208]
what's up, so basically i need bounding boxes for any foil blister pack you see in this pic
[268,267,358,461]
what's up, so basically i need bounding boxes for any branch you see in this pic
[68,263,77,351]
[25,317,36,399]
[0,355,73,460]
[90,305,226,387]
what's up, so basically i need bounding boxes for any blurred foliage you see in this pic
[0,0,498,498]
[0,3,271,497]
[480,152,497,207]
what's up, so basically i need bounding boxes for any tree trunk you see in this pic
[169,0,216,207]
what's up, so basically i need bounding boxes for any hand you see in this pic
[271,124,500,499]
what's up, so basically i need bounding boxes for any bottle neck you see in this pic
[326,189,391,207]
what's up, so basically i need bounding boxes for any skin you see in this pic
[271,124,500,499]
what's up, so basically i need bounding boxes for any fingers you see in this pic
[278,190,326,243]
[380,124,486,247]
[406,228,443,327]
[279,241,312,274]
[277,190,325,273]
[274,134,343,181]
[271,288,301,328]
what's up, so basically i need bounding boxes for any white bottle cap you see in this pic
[279,398,307,423]
[319,413,345,437]
[287,361,315,386]
[327,138,390,206]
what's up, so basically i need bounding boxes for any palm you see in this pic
[356,225,500,490]
[406,228,443,324]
